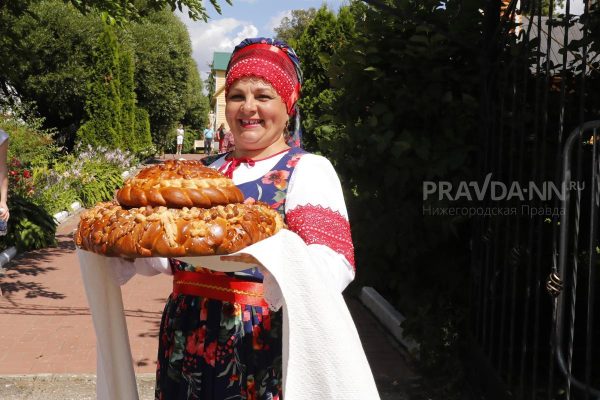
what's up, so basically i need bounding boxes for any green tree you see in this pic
[295,5,357,151]
[65,0,231,24]
[1,1,103,148]
[129,10,193,151]
[119,45,137,151]
[310,0,482,393]
[77,24,123,149]
[206,61,216,101]
[134,107,153,154]
[183,59,210,130]
[274,8,317,49]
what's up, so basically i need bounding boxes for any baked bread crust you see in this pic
[75,201,284,257]
[116,160,244,208]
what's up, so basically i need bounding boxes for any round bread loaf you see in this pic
[116,160,244,208]
[75,201,284,257]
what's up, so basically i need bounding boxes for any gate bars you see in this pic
[471,0,600,398]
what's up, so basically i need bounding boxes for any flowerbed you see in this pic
[1,117,140,252]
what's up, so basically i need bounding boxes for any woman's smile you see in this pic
[239,119,263,128]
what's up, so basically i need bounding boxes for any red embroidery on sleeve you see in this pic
[286,204,355,269]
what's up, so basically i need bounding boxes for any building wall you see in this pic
[213,70,229,132]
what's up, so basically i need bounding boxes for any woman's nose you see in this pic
[241,98,257,112]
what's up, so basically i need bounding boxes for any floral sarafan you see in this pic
[262,170,289,191]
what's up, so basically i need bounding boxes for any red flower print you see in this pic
[244,197,256,205]
[203,341,217,366]
[286,154,302,168]
[185,326,206,356]
[271,199,285,210]
[247,376,257,400]
[252,325,264,350]
[263,313,271,331]
[200,298,208,320]
[262,170,289,191]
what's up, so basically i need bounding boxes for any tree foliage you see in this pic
[65,0,231,24]
[274,8,317,50]
[1,1,103,148]
[77,25,123,149]
[129,9,196,151]
[290,0,483,392]
[183,59,210,130]
[295,5,357,151]
[1,0,209,153]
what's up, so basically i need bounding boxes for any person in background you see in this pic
[0,129,9,226]
[202,123,214,155]
[216,122,226,153]
[175,123,184,156]
[222,127,235,152]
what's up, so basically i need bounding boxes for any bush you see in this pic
[33,144,134,212]
[133,107,154,157]
[0,116,57,168]
[0,195,57,252]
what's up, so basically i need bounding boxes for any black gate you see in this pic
[469,0,600,399]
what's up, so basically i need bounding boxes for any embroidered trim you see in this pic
[286,204,355,268]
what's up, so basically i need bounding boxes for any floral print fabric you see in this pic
[155,148,306,400]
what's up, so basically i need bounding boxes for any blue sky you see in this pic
[177,0,347,80]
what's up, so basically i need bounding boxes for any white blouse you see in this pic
[212,150,355,292]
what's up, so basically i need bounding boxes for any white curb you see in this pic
[53,210,69,224]
[70,201,81,212]
[0,246,17,269]
[359,286,420,356]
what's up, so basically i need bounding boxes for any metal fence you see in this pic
[469,0,600,399]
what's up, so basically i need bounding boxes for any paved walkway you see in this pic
[0,154,418,399]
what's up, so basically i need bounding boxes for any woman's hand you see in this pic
[220,253,261,266]
[0,202,9,221]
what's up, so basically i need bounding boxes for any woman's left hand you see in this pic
[0,202,9,221]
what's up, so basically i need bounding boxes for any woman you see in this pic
[149,38,370,399]
[0,129,9,232]
[175,124,184,156]
[216,123,226,153]
[222,128,235,153]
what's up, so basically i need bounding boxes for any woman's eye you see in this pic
[228,95,244,101]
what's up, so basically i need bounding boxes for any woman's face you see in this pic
[225,78,289,156]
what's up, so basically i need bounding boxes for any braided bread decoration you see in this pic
[116,160,243,208]
[75,201,284,257]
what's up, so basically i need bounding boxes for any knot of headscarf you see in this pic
[219,156,256,178]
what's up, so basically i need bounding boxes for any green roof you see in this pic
[212,52,231,71]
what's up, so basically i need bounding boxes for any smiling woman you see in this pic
[148,37,380,400]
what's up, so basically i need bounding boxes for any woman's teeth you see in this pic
[241,119,262,126]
